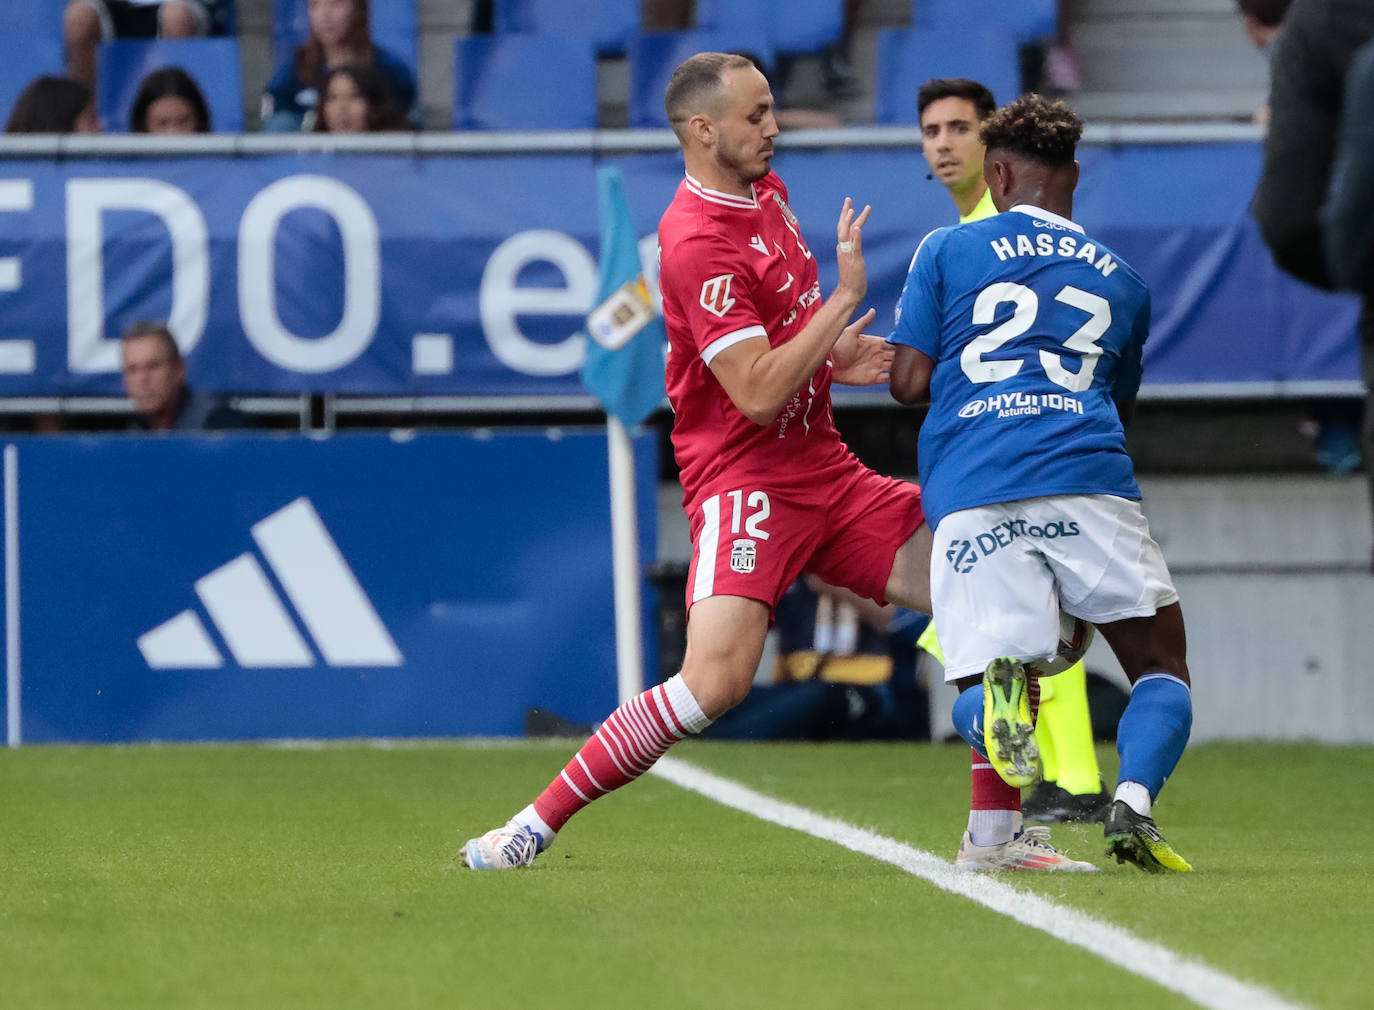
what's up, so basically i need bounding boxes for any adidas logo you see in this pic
[137,497,403,670]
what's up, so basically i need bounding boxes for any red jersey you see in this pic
[658,171,852,503]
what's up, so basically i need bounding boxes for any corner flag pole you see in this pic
[581,166,667,706]
[606,415,644,705]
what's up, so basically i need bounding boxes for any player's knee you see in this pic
[677,663,753,720]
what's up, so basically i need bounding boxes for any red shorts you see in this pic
[683,456,925,617]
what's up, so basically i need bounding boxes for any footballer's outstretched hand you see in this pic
[832,318,892,386]
[835,197,871,305]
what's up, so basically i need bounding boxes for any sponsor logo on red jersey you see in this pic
[700,273,736,317]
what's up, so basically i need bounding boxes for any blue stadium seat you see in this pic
[0,2,66,45]
[627,32,776,130]
[873,27,1021,125]
[0,38,65,128]
[453,34,598,130]
[695,0,843,56]
[493,0,639,57]
[272,0,416,71]
[912,0,1057,43]
[97,38,244,133]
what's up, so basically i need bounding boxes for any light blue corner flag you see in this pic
[581,166,666,428]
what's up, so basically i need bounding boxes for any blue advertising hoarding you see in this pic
[0,139,1360,400]
[1,429,658,743]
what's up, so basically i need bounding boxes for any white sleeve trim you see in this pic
[701,325,767,365]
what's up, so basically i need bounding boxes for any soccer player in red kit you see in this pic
[462,51,927,870]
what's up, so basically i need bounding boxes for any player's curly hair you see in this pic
[979,94,1083,166]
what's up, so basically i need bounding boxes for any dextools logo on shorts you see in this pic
[945,518,1082,574]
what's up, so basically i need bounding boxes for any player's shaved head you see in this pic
[980,93,1083,167]
[665,52,756,143]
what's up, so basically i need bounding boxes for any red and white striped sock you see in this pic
[967,746,1022,844]
[532,674,710,834]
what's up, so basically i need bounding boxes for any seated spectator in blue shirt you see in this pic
[260,0,415,132]
[64,1,232,89]
[5,75,99,134]
[312,64,407,133]
[130,65,211,133]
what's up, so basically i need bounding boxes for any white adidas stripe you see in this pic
[651,756,1308,1010]
[252,499,401,667]
[138,497,402,670]
[196,553,314,667]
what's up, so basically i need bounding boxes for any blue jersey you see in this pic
[889,204,1150,530]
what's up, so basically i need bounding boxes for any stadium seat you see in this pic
[873,27,1021,125]
[912,0,1057,44]
[272,0,416,71]
[0,38,66,128]
[627,32,776,130]
[96,38,245,133]
[695,0,843,57]
[0,2,66,45]
[453,34,598,130]
[492,0,639,57]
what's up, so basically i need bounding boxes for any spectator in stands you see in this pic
[311,64,406,134]
[644,0,860,100]
[4,75,98,133]
[1236,0,1291,124]
[120,320,251,431]
[642,0,690,31]
[261,0,415,133]
[819,0,863,99]
[63,1,229,88]
[1238,0,1289,52]
[130,65,210,133]
[1253,0,1374,559]
[734,50,841,130]
[1037,2,1081,95]
[1239,2,1363,473]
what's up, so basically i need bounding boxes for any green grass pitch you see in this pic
[2,740,1370,1009]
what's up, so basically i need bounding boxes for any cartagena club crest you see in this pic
[730,538,757,574]
[772,192,799,227]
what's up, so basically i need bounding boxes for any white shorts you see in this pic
[931,494,1178,682]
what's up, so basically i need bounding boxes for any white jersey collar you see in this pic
[1009,204,1083,234]
[685,173,759,209]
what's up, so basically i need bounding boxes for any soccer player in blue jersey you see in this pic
[918,76,1114,833]
[888,94,1194,872]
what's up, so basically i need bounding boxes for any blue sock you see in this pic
[1116,674,1192,799]
[951,685,987,759]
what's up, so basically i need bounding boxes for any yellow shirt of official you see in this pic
[959,187,997,224]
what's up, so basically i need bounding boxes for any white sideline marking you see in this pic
[651,756,1308,1010]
